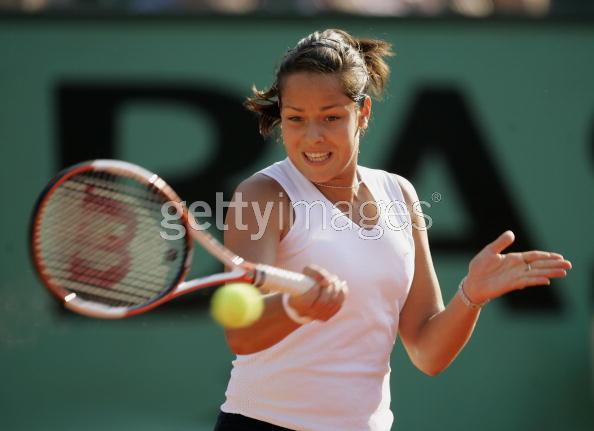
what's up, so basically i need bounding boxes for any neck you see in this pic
[316,185,360,204]
[312,178,363,190]
[312,172,362,204]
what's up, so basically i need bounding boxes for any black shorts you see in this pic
[214,411,295,431]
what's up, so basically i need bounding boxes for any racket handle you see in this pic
[253,264,316,296]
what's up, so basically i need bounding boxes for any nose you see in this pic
[305,122,324,144]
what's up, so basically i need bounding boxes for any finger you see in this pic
[522,251,567,263]
[318,280,349,321]
[310,264,334,279]
[486,230,515,254]
[312,281,337,308]
[302,265,325,283]
[303,265,336,289]
[512,276,551,290]
[320,302,342,321]
[317,291,346,321]
[309,290,336,320]
[337,280,349,299]
[529,259,572,271]
[288,284,321,312]
[526,268,568,279]
[301,268,331,308]
[310,279,345,319]
[315,293,340,320]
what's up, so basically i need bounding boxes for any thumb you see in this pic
[486,230,515,254]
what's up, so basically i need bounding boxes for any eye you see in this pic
[325,115,341,122]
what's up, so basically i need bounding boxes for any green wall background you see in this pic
[0,17,593,430]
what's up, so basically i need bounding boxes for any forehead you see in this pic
[280,72,351,108]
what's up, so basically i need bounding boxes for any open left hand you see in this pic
[463,230,572,304]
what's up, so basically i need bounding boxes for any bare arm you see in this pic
[223,174,346,355]
[397,176,571,376]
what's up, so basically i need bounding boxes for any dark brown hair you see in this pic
[245,29,394,137]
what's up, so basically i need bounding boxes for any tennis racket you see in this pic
[30,159,315,319]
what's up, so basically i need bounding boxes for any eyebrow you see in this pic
[283,103,345,112]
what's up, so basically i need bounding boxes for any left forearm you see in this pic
[411,289,482,376]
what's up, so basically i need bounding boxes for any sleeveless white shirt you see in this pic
[221,158,415,431]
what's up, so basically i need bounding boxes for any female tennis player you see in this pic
[214,29,571,431]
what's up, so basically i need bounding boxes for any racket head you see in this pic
[30,160,194,318]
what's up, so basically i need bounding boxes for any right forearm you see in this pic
[225,293,301,355]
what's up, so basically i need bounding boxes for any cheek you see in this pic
[280,126,296,146]
[282,121,308,139]
[334,121,358,143]
[341,113,360,135]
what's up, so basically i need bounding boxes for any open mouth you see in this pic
[304,152,332,163]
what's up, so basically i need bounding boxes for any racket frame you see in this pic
[30,160,314,319]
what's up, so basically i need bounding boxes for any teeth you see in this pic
[305,152,330,162]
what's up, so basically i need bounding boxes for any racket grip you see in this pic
[253,264,316,296]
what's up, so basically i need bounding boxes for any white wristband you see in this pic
[458,276,489,309]
[282,293,313,325]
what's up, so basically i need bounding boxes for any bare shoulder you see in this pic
[235,173,286,200]
[229,173,292,240]
[392,174,426,229]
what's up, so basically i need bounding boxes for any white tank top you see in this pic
[221,158,415,431]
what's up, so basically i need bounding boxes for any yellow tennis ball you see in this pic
[210,283,264,329]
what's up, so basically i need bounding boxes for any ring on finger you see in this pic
[522,254,532,272]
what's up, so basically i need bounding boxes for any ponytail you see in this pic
[356,38,394,99]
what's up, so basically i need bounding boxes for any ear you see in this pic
[358,96,372,130]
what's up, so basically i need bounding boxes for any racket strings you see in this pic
[63,173,167,211]
[40,210,181,304]
[36,171,188,307]
[41,188,179,281]
[41,182,178,279]
[39,257,165,295]
[54,278,152,305]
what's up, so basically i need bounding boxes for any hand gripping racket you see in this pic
[30,160,315,319]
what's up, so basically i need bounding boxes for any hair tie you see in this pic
[310,39,343,51]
